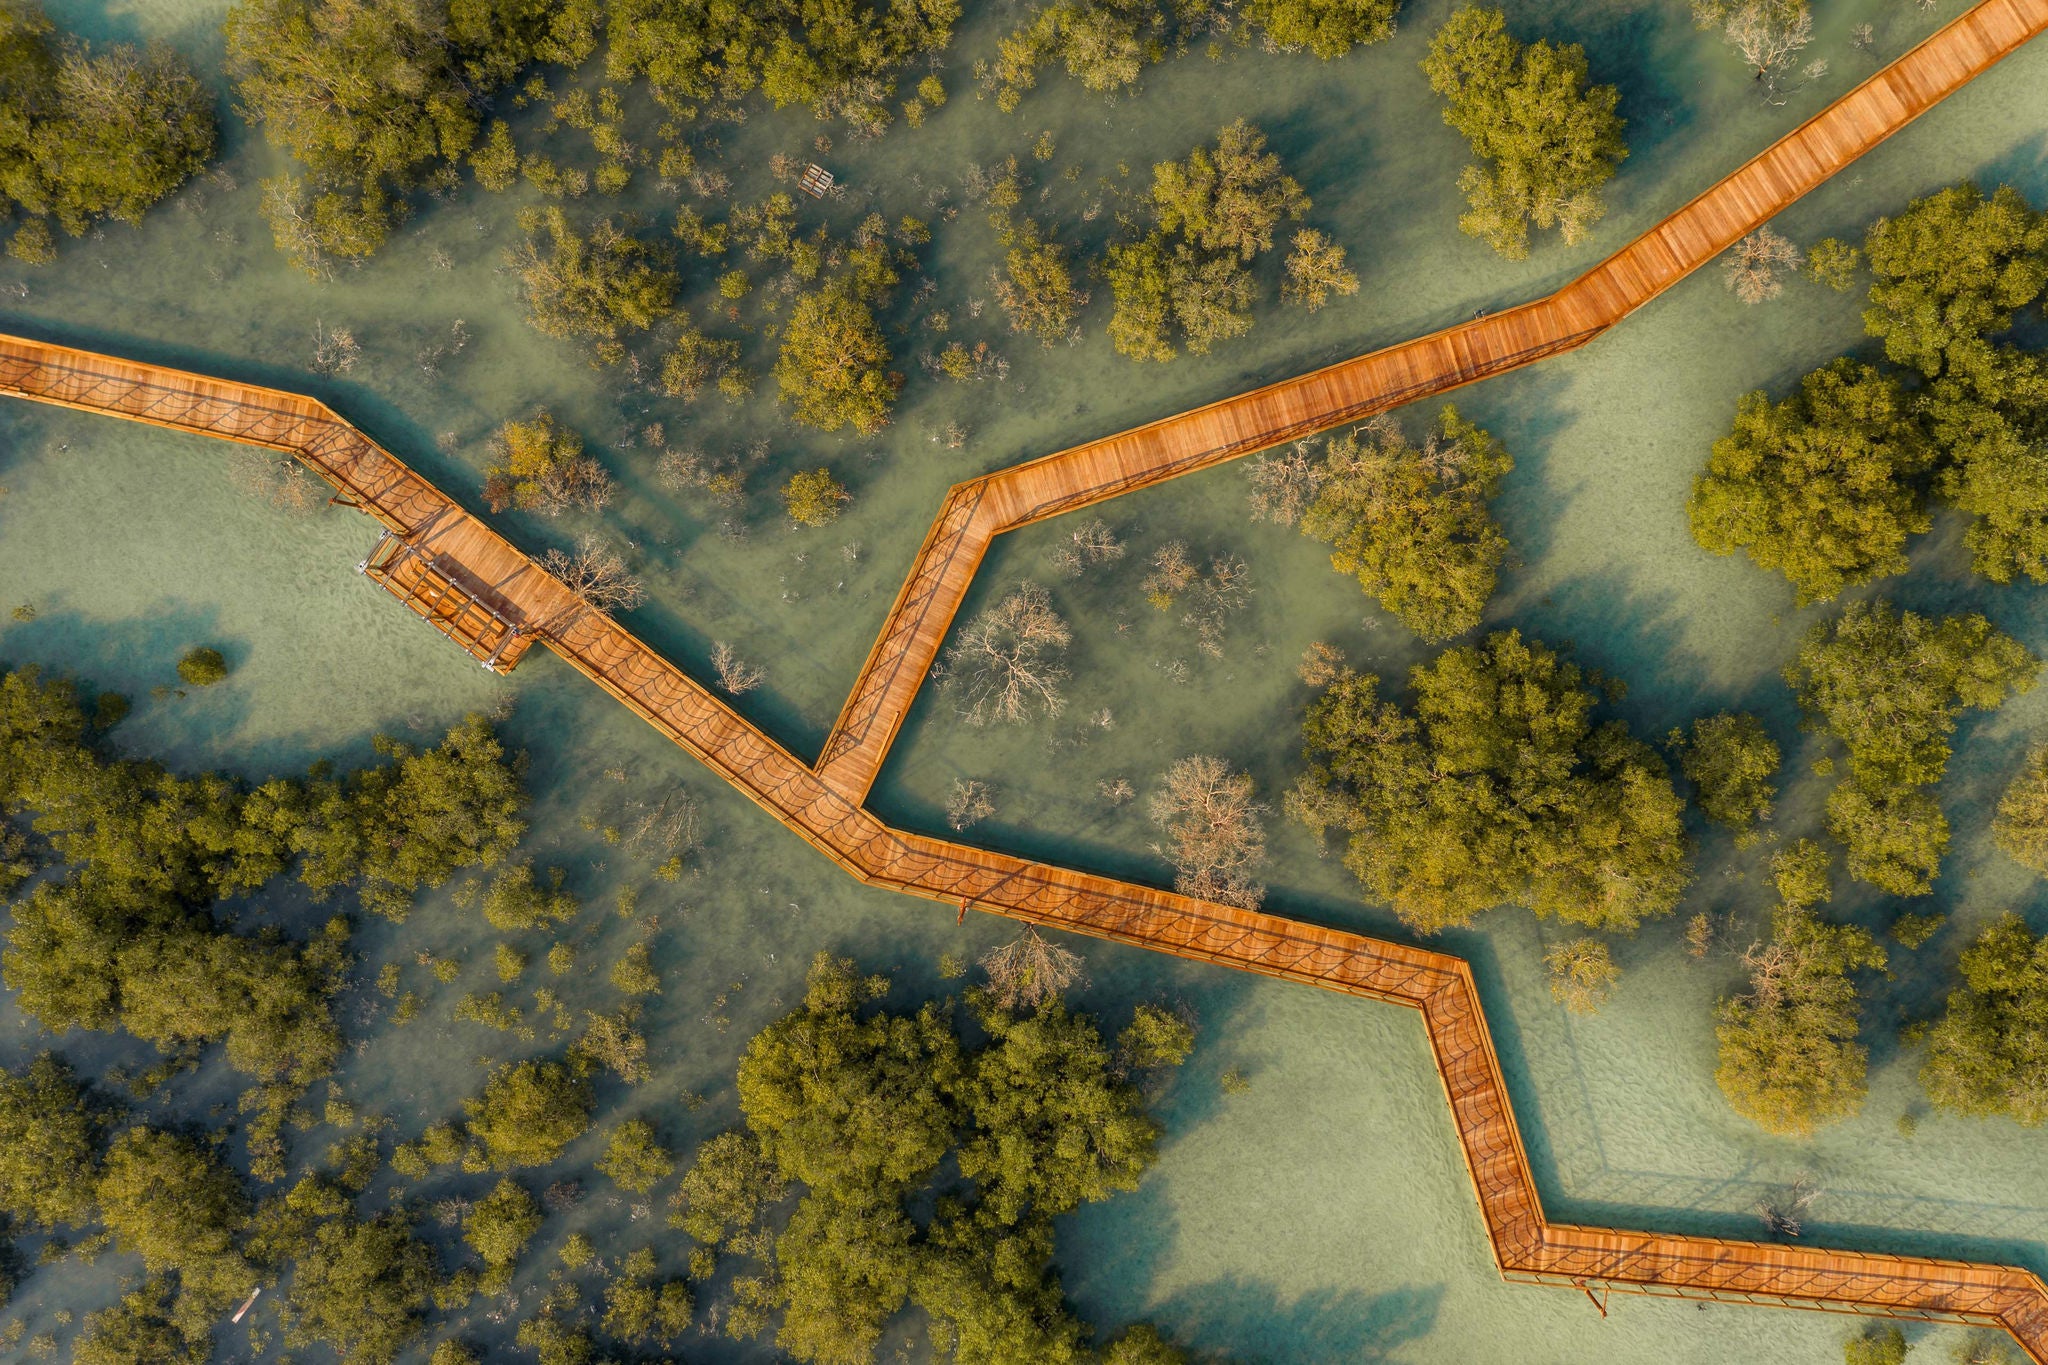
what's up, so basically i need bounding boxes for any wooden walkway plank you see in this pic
[4,0,2048,1354]
[807,0,2048,805]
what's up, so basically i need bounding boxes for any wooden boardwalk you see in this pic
[4,0,2048,1353]
[813,0,2048,805]
[0,340,583,671]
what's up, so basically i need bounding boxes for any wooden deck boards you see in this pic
[811,0,2048,806]
[0,335,583,664]
[4,0,2048,1353]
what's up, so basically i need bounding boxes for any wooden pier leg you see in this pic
[1576,1281,1608,1318]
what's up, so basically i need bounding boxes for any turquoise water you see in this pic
[3,0,2048,1361]
[3,0,1962,759]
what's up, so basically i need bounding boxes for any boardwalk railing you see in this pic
[5,0,2048,1355]
[811,0,2048,806]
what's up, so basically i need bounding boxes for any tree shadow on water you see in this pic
[0,600,274,764]
[1969,111,2048,205]
[1,597,232,698]
[1147,1277,1445,1364]
[1446,359,1588,583]
[1569,1,1694,175]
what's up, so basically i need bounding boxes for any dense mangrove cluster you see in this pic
[1671,180,2048,1139]
[672,952,1196,1365]
[1289,631,1690,935]
[0,662,528,1357]
[0,0,215,263]
[0,657,1213,1361]
[1691,183,2048,597]
[0,665,525,1175]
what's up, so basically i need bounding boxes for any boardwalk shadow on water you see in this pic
[1457,913,2048,1279]
[1569,0,1696,175]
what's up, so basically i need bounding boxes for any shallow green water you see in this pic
[4,0,2048,1361]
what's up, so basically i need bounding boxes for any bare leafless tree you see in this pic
[1183,555,1252,659]
[310,319,359,375]
[1695,0,1813,88]
[657,443,761,510]
[228,450,325,515]
[942,582,1071,726]
[1141,541,1198,609]
[1204,555,1251,607]
[1149,755,1268,909]
[1753,1173,1820,1238]
[540,535,646,617]
[945,778,996,831]
[1245,441,1325,525]
[656,447,709,492]
[528,456,616,515]
[1050,518,1125,576]
[1722,226,1803,304]
[711,642,764,694]
[1099,776,1135,805]
[1736,936,1810,1011]
[1729,3,1811,81]
[621,791,703,864]
[979,928,1087,1011]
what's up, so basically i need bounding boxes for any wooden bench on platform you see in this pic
[358,530,532,672]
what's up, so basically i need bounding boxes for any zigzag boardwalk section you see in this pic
[812,0,2048,808]
[9,353,2048,1360]
[5,0,2048,1351]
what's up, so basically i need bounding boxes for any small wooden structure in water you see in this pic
[0,331,581,677]
[797,163,834,198]
[358,529,533,672]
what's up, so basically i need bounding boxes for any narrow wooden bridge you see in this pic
[5,0,2048,1354]
[814,0,2048,805]
[0,345,580,672]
